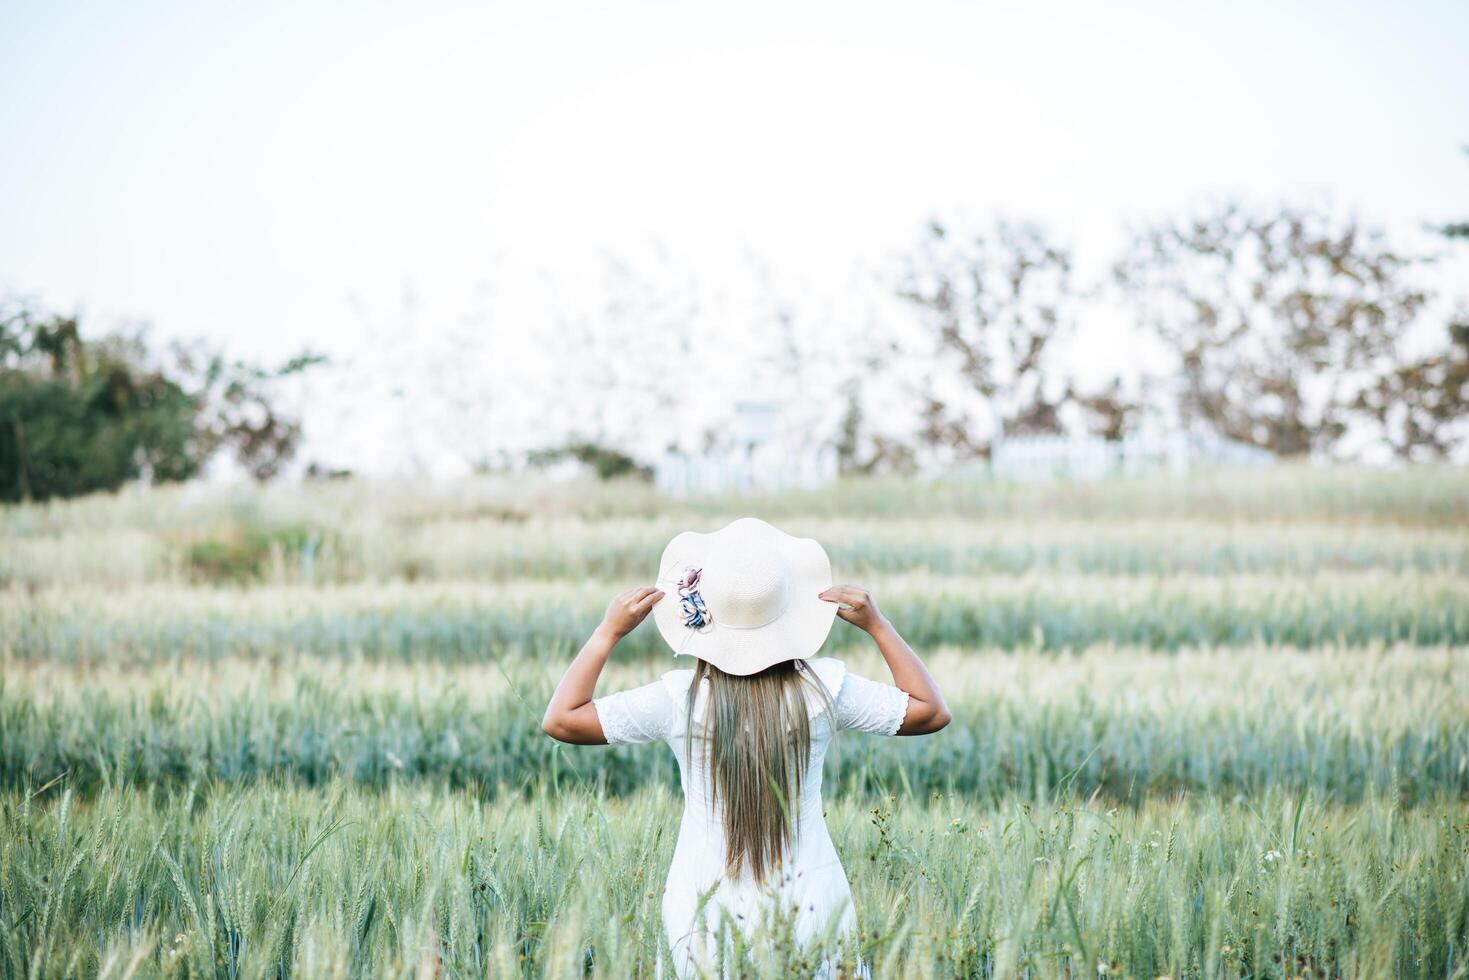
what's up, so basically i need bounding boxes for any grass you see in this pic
[9,518,1469,588]
[2,646,1466,805]
[6,573,1468,663]
[1,463,1467,977]
[3,783,1466,979]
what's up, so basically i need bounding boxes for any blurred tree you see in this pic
[432,286,503,474]
[896,219,1074,458]
[553,251,701,467]
[1114,202,1430,457]
[832,379,866,473]
[525,441,652,481]
[1352,170,1469,460]
[0,301,321,501]
[834,376,917,474]
[1350,322,1467,459]
[1440,146,1469,240]
[1067,378,1141,442]
[168,340,323,482]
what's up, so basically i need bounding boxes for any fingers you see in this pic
[631,588,665,612]
[602,585,666,639]
[822,585,875,629]
[819,585,870,609]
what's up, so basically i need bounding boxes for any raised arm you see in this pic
[818,585,951,735]
[541,585,664,744]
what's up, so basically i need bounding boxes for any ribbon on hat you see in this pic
[676,566,714,632]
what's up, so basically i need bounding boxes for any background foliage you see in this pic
[0,303,320,503]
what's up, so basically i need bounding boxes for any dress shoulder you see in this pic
[661,667,709,727]
[659,667,697,704]
[803,657,848,716]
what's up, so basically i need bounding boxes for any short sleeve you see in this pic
[593,680,677,745]
[833,671,910,736]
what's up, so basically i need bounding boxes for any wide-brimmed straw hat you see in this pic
[651,517,837,676]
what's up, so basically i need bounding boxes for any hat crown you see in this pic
[700,539,791,630]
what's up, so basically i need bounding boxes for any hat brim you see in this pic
[650,517,837,676]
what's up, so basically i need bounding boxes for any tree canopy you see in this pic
[0,303,321,502]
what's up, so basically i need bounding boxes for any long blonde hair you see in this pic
[685,658,832,883]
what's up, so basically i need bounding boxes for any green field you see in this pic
[2,466,1468,978]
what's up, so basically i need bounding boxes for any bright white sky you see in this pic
[2,1,1467,473]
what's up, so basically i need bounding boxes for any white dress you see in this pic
[593,657,911,978]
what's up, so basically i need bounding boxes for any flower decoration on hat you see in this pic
[677,566,714,632]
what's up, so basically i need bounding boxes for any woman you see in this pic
[542,517,950,976]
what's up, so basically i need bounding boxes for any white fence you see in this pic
[656,431,1271,493]
[990,432,1273,481]
[656,445,839,496]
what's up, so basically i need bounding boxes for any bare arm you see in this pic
[818,585,951,735]
[541,585,664,744]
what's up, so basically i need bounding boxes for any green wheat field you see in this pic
[2,466,1468,978]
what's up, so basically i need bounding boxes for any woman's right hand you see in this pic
[819,585,890,634]
[598,585,664,640]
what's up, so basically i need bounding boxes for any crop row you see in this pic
[6,574,1467,663]
[4,646,1465,803]
[6,517,1468,587]
[3,465,1465,544]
